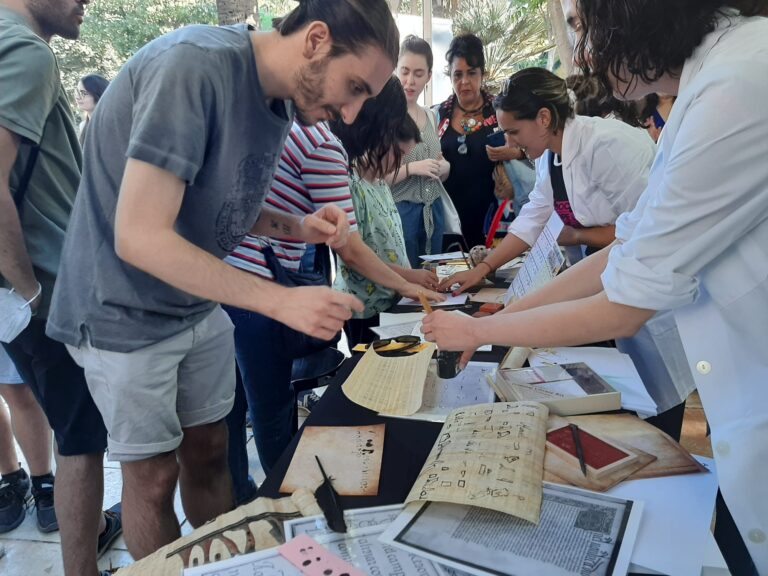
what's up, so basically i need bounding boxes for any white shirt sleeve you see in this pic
[587,126,656,222]
[602,64,768,311]
[506,157,555,246]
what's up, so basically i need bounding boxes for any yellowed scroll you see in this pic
[280,424,385,496]
[405,401,549,525]
[341,343,436,415]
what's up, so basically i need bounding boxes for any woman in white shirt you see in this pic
[423,2,768,573]
[438,67,655,294]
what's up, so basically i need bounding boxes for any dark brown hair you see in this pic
[277,0,399,65]
[576,0,768,94]
[494,68,574,133]
[400,34,433,72]
[445,33,485,74]
[330,76,421,179]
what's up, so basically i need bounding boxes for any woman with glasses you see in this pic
[389,35,451,267]
[436,34,521,249]
[74,73,109,146]
[438,67,655,295]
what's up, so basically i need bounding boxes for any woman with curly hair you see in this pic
[436,33,521,249]
[424,2,768,572]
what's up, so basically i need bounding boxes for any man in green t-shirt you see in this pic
[0,0,122,574]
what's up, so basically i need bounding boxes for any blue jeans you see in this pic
[396,198,445,268]
[223,305,332,477]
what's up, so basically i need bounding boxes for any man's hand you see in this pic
[274,286,364,341]
[421,309,479,355]
[299,204,350,249]
[437,267,486,295]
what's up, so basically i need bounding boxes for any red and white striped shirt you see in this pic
[225,122,357,279]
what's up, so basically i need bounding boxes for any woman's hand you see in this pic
[437,267,487,295]
[401,268,440,290]
[407,159,441,180]
[399,282,446,304]
[485,144,521,162]
[421,309,480,352]
[437,156,451,181]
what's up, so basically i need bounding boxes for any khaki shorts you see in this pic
[67,306,235,462]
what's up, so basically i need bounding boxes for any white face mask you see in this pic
[0,288,33,343]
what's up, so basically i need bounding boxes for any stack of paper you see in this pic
[528,347,658,417]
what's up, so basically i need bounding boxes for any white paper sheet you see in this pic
[398,294,469,307]
[504,213,565,305]
[528,347,658,417]
[610,456,719,576]
[380,361,497,422]
[372,318,492,352]
[420,251,469,262]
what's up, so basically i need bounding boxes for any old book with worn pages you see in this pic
[490,362,621,416]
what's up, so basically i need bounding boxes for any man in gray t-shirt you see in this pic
[47,0,399,559]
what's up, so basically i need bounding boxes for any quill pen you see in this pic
[314,455,347,533]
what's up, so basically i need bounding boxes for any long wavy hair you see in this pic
[576,0,768,95]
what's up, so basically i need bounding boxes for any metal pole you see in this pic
[423,0,433,106]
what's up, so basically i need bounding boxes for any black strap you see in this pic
[13,144,40,211]
[548,150,568,203]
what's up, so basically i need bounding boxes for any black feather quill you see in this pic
[314,455,348,533]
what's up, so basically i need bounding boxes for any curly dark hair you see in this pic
[494,68,574,133]
[576,0,768,95]
[277,0,399,65]
[329,76,421,179]
[444,33,485,74]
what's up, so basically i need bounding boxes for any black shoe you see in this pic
[97,501,123,558]
[31,473,58,533]
[0,468,30,534]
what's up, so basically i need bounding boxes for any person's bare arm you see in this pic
[422,291,655,356]
[251,204,351,250]
[115,159,363,340]
[438,232,530,294]
[558,224,616,249]
[336,232,444,302]
[0,126,39,307]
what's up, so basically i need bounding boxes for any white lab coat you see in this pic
[602,12,768,571]
[507,114,656,247]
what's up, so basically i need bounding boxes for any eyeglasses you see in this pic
[75,89,91,98]
[371,335,421,357]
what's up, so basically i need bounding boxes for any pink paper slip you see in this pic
[278,534,365,576]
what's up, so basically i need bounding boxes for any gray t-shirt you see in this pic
[47,24,293,352]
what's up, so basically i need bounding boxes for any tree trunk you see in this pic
[216,0,253,25]
[547,0,573,76]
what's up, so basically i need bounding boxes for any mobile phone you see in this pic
[486,130,506,147]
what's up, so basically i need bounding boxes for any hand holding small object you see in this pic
[421,309,478,352]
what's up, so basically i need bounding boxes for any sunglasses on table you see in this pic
[370,335,422,357]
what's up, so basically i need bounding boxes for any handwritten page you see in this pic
[280,425,385,496]
[504,212,565,304]
[342,343,436,415]
[381,361,497,422]
[405,401,549,524]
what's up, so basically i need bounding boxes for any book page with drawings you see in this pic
[405,401,549,524]
[341,343,436,415]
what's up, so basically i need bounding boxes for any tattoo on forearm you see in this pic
[282,223,292,235]
[270,219,279,230]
